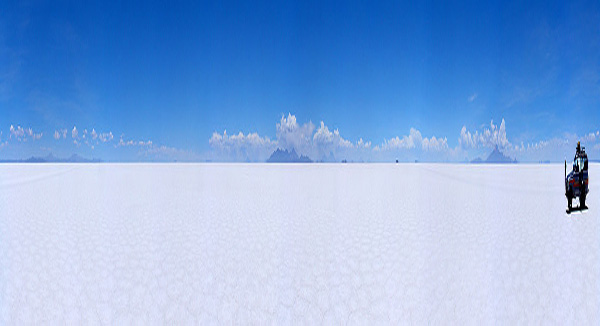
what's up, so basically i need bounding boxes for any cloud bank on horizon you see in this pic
[0,114,598,162]
[0,123,194,162]
[209,113,600,162]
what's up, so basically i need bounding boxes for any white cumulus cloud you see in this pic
[99,132,114,142]
[312,121,355,156]
[9,125,42,141]
[422,136,449,151]
[459,119,509,149]
[55,126,113,147]
[378,128,448,152]
[210,113,448,162]
[209,130,276,162]
[117,136,153,147]
[210,114,377,162]
[498,128,600,162]
[275,113,315,155]
[10,125,24,139]
[357,138,371,149]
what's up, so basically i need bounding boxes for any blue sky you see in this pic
[0,0,599,162]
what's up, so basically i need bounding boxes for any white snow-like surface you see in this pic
[0,163,598,324]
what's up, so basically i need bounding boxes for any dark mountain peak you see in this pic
[470,146,517,164]
[267,148,312,163]
[485,146,516,163]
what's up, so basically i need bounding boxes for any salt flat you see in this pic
[0,163,598,324]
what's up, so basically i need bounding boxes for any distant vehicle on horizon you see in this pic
[565,142,589,212]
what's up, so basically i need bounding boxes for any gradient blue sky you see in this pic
[1,0,599,161]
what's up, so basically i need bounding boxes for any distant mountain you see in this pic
[266,148,312,163]
[0,153,102,163]
[486,146,517,163]
[63,154,102,163]
[471,146,517,164]
[317,151,336,163]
